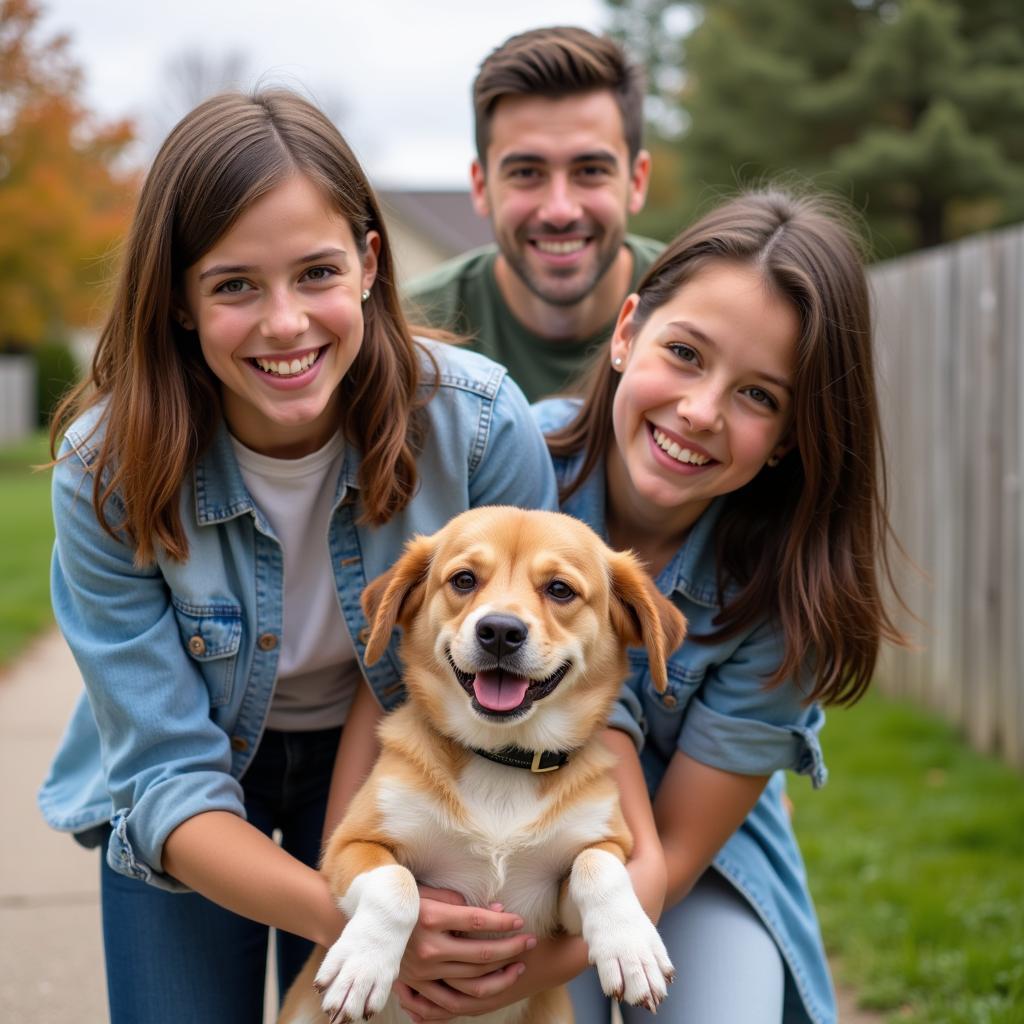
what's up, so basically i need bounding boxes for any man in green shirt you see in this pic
[405,27,661,402]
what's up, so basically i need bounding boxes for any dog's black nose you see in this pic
[475,614,528,659]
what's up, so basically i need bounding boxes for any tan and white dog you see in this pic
[279,506,686,1024]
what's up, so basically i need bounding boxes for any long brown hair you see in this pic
[52,89,430,565]
[548,188,905,705]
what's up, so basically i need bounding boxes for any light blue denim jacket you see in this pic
[533,397,836,1024]
[39,341,557,892]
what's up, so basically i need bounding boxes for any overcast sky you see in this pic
[41,0,608,188]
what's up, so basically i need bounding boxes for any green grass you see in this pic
[0,431,55,666]
[791,691,1024,1023]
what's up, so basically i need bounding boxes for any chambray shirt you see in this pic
[39,341,557,892]
[533,397,837,1024]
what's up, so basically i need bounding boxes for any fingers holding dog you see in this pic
[396,964,526,1023]
[400,894,536,981]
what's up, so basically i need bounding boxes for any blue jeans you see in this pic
[100,726,341,1024]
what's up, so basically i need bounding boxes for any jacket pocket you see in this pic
[172,600,242,707]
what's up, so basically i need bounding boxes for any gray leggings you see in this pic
[568,869,785,1023]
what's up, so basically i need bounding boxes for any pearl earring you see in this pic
[612,356,623,369]
[361,289,371,303]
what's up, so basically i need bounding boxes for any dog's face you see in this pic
[362,507,685,753]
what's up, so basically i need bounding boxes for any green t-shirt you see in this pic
[404,235,663,403]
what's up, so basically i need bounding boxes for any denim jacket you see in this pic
[39,341,557,892]
[533,397,836,1024]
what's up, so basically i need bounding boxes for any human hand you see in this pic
[395,886,536,1022]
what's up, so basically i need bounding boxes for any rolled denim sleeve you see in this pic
[469,373,558,511]
[50,441,245,890]
[677,621,828,788]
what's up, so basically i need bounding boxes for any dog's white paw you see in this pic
[588,911,674,1010]
[313,924,400,1023]
[569,847,675,1012]
[314,865,419,1022]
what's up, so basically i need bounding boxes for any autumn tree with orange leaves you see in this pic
[0,0,136,349]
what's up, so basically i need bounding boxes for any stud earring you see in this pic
[767,454,781,468]
[612,356,623,369]
[361,289,371,303]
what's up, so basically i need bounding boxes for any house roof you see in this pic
[378,189,494,257]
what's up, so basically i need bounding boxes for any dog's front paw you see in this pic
[588,911,674,1011]
[313,924,402,1022]
[569,848,675,1011]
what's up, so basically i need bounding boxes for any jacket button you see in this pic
[257,632,278,651]
[662,693,678,708]
[187,635,206,656]
[230,736,248,753]
[357,627,370,645]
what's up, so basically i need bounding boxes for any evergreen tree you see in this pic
[609,0,1024,254]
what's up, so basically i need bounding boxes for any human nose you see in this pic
[260,287,308,342]
[538,173,583,227]
[677,382,725,433]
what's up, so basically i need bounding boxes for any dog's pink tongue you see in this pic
[473,670,530,712]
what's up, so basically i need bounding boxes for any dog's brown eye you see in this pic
[546,580,576,602]
[450,570,477,593]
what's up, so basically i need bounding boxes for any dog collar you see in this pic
[471,745,571,773]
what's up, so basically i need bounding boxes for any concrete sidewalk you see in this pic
[0,628,881,1024]
[0,628,106,1023]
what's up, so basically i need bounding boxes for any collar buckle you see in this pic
[531,749,563,773]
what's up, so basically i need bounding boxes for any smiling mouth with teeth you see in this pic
[532,238,588,255]
[250,347,324,378]
[652,427,713,467]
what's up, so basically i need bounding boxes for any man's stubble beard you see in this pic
[499,224,625,309]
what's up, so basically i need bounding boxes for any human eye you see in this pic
[213,278,251,295]
[576,163,612,181]
[505,165,541,183]
[302,265,338,284]
[741,385,780,410]
[667,342,700,365]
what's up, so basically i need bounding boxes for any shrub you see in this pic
[35,341,79,428]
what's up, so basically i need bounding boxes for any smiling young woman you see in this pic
[538,188,906,1024]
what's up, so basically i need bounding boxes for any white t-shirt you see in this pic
[231,431,359,731]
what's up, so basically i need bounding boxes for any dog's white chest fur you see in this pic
[377,758,615,936]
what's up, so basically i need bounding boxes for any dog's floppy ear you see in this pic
[607,549,687,693]
[361,534,435,666]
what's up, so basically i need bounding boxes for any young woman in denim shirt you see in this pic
[534,190,905,1024]
[38,90,572,1023]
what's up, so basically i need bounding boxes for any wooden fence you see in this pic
[872,222,1024,769]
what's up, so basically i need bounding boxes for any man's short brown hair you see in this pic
[473,26,645,166]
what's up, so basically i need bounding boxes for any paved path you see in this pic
[0,628,883,1023]
[0,628,106,1023]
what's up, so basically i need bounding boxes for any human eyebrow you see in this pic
[197,249,349,281]
[666,320,715,347]
[754,371,793,394]
[570,150,619,168]
[296,248,350,266]
[198,263,254,281]
[497,153,547,171]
